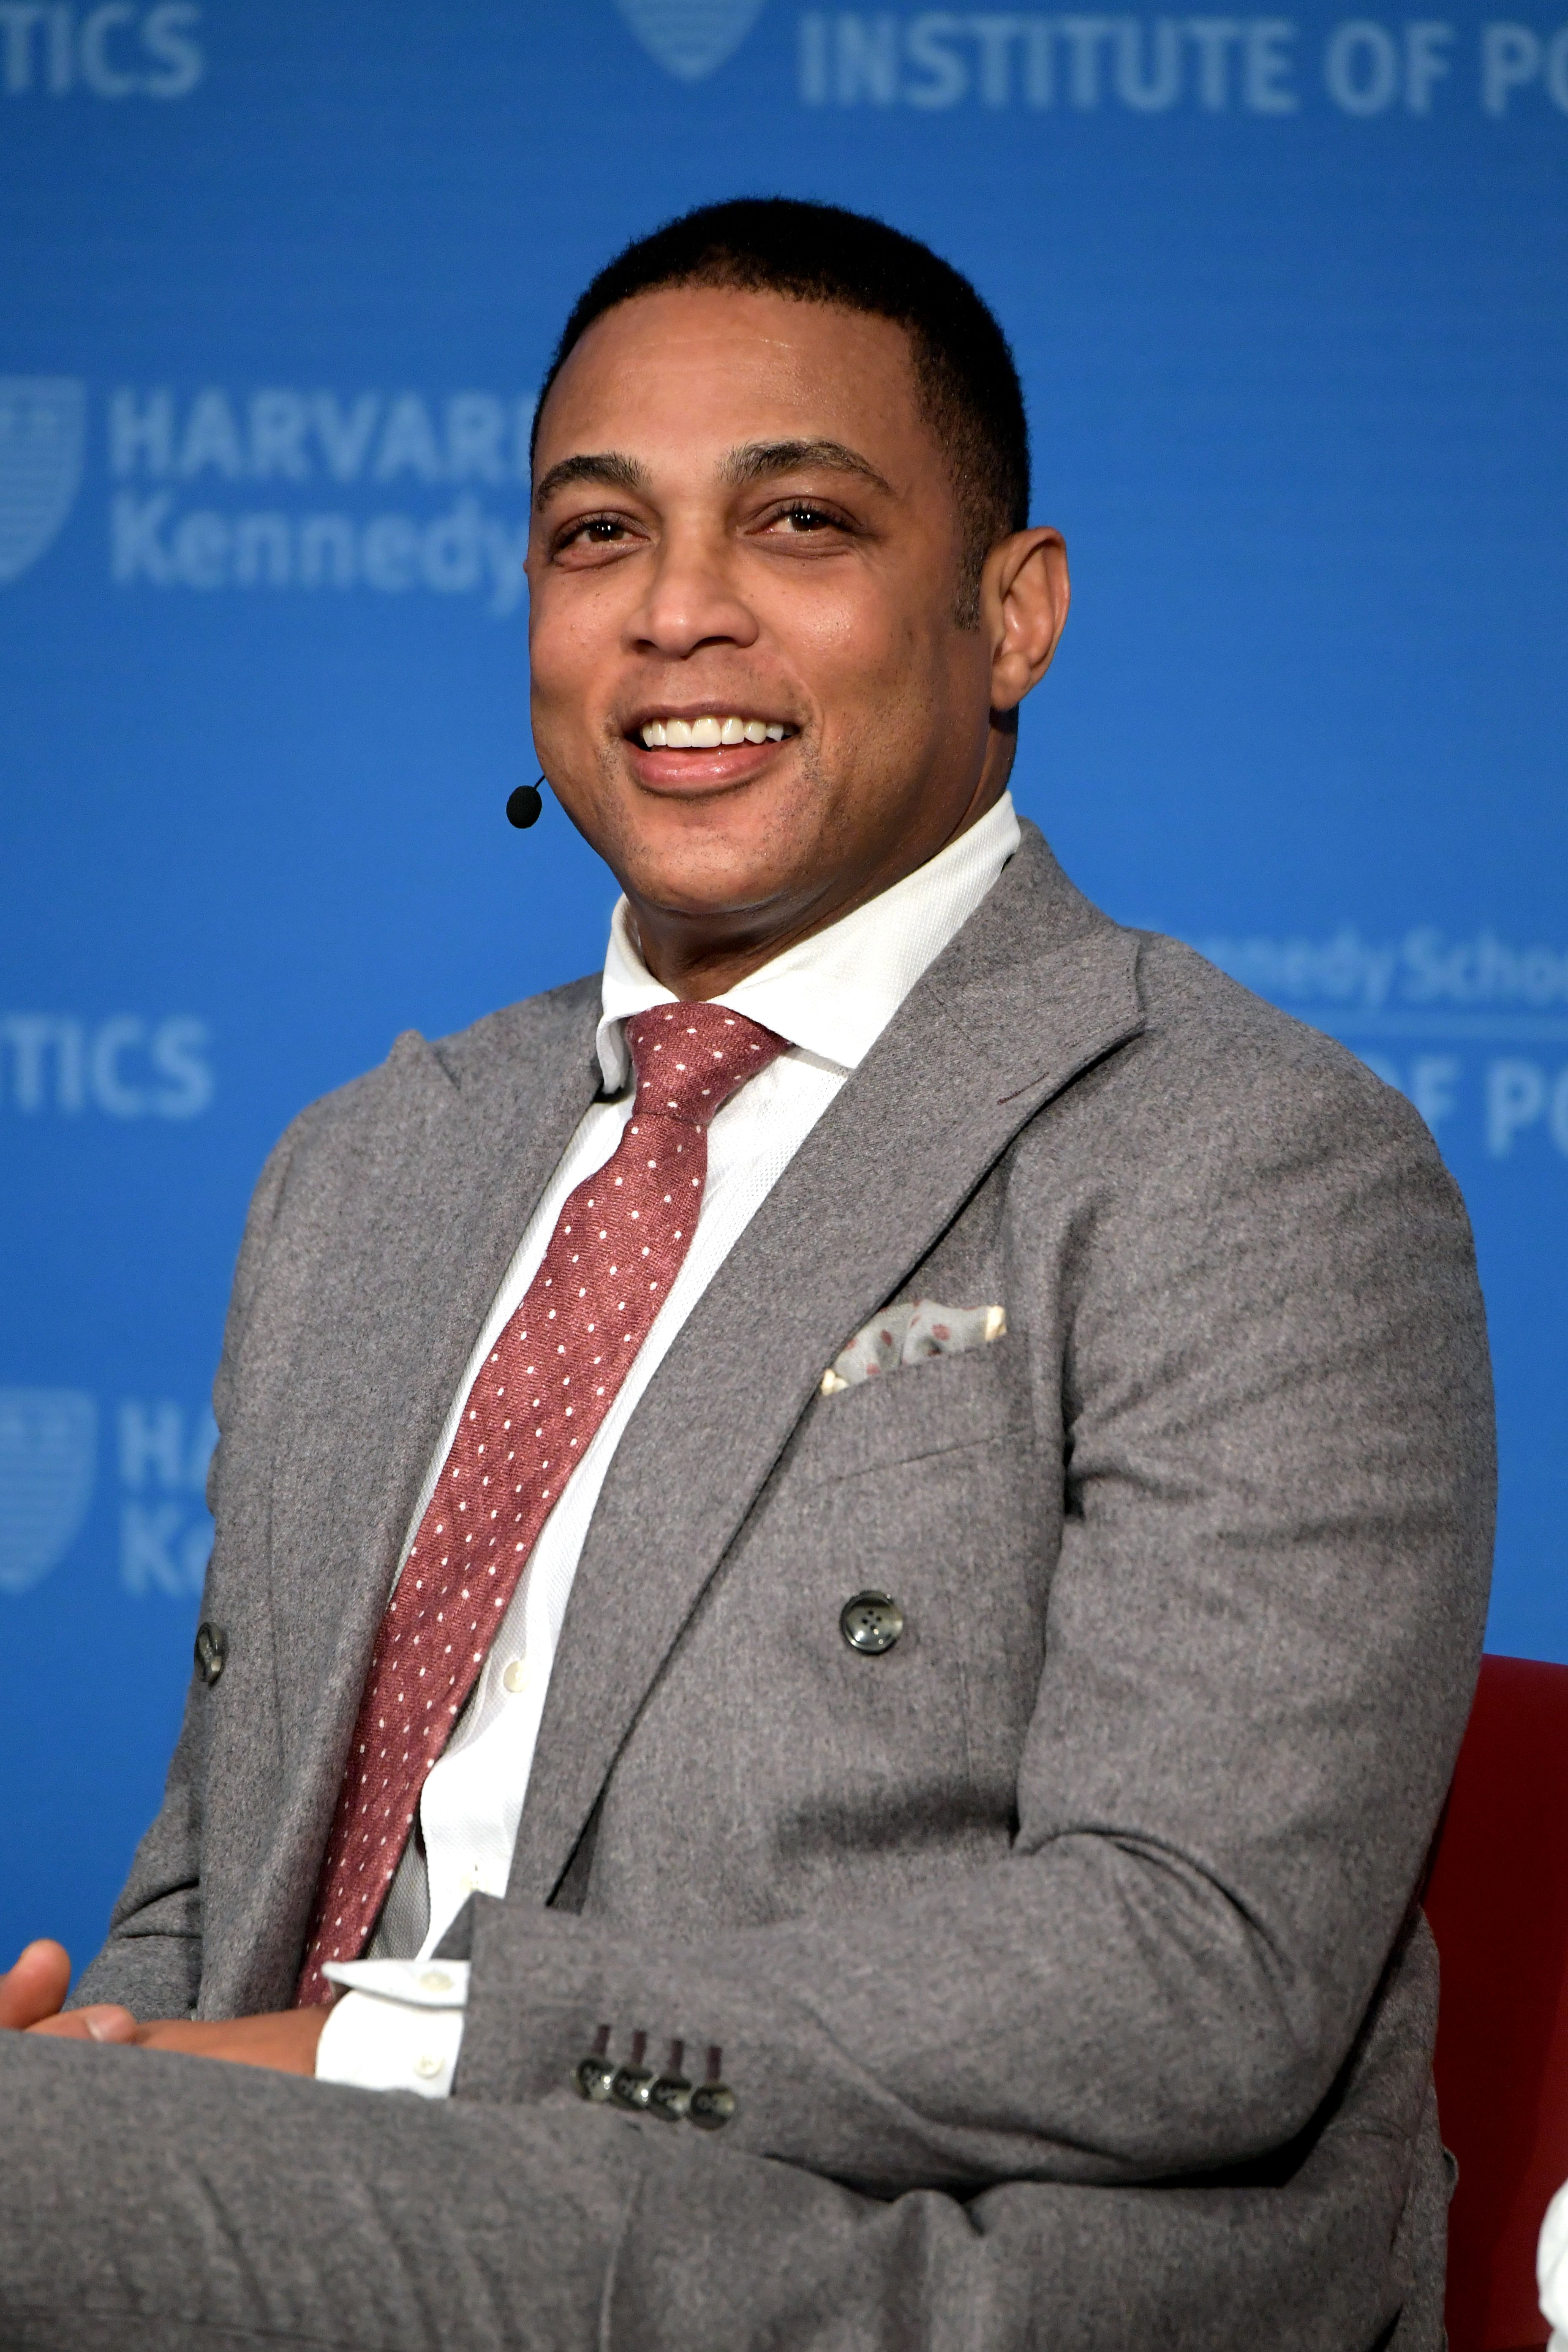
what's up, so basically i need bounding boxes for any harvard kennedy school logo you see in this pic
[614,0,765,79]
[0,1389,97,1596]
[0,378,86,585]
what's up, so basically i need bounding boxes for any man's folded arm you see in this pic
[69,1111,310,2021]
[441,1046,1494,2197]
[66,1690,205,2017]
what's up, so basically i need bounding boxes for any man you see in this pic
[1,199,1492,2349]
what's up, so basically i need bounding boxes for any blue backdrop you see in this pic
[3,0,1564,1980]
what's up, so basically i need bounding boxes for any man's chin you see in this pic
[624,865,805,934]
[609,804,825,931]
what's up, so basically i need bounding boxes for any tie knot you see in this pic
[623,1002,787,1129]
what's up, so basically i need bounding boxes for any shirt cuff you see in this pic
[314,1958,470,2099]
[1541,2179,1568,2333]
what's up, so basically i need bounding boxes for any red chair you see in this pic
[1426,1655,1568,2352]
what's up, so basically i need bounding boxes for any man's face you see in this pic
[526,283,1059,981]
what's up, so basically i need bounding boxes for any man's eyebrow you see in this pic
[721,439,893,495]
[533,452,651,510]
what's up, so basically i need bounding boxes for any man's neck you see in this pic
[628,773,1010,1001]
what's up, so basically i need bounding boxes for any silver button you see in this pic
[501,1657,526,1694]
[419,1969,452,1995]
[413,2053,444,2080]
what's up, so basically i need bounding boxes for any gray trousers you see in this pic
[2,2035,945,2352]
[0,2031,1446,2351]
[1,2035,641,2349]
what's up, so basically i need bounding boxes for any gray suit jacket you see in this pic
[77,824,1494,2349]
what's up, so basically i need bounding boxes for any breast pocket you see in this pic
[791,1330,1034,1486]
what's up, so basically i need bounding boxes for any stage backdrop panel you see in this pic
[2,0,1563,1976]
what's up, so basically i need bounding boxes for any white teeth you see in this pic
[640,714,789,749]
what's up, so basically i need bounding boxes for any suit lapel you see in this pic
[213,985,605,2009]
[507,827,1145,1908]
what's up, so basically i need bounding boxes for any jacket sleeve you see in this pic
[69,1114,307,2019]
[447,1040,1494,2200]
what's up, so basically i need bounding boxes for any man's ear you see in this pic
[983,528,1070,713]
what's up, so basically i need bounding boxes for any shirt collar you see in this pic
[594,790,1021,1092]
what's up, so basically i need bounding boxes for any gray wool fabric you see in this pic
[24,821,1491,2350]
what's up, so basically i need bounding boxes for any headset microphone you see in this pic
[506,779,544,829]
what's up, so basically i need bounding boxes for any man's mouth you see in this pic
[634,714,793,749]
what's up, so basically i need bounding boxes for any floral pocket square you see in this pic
[820,1298,1007,1394]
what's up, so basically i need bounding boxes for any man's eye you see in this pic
[554,514,633,554]
[780,504,836,532]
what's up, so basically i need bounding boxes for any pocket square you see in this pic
[820,1298,1007,1394]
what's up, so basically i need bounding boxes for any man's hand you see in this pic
[3,1940,329,2073]
[2,1939,137,2045]
[129,2008,329,2075]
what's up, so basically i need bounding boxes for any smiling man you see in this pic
[0,200,1492,2351]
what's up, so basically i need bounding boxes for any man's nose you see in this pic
[626,525,758,659]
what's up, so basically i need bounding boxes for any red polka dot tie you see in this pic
[296,1002,787,2004]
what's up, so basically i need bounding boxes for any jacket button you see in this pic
[575,2053,616,2102]
[687,2044,734,2130]
[839,1592,904,1654]
[687,2080,735,2130]
[610,2030,656,2111]
[193,1622,228,1685]
[574,2024,615,2102]
[646,2039,692,2123]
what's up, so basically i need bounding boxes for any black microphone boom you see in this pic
[506,780,544,829]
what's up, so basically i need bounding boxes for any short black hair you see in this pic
[534,197,1030,624]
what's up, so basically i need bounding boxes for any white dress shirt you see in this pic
[316,792,1021,2096]
[1540,2178,1568,2350]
